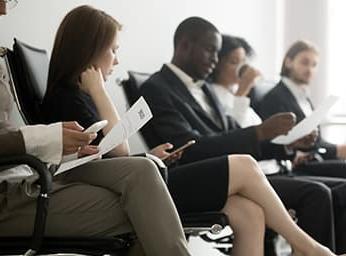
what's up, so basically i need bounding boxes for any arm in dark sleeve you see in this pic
[260,140,295,161]
[141,81,261,163]
[0,131,25,156]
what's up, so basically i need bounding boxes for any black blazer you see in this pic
[257,80,337,159]
[140,65,287,163]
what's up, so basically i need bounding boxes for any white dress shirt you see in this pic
[213,84,262,128]
[166,63,218,122]
[282,77,313,116]
[212,84,280,174]
[20,123,63,165]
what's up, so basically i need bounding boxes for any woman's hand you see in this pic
[78,145,100,158]
[150,143,174,159]
[62,121,97,155]
[236,65,261,97]
[149,143,183,164]
[79,67,105,96]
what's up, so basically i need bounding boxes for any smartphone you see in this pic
[84,120,108,133]
[162,140,196,160]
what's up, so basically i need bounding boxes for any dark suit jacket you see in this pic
[257,80,337,159]
[140,65,288,163]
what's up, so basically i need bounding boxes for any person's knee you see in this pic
[228,154,265,180]
[129,157,163,183]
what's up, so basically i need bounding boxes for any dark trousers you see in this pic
[300,175,346,254]
[294,160,346,179]
[268,175,335,251]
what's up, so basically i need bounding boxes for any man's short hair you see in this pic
[173,16,219,49]
[281,40,319,77]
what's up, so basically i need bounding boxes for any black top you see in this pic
[42,85,103,144]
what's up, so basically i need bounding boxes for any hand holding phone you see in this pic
[84,120,108,133]
[161,140,196,161]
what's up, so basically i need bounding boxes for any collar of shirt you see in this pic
[282,76,310,100]
[282,76,313,116]
[166,63,204,89]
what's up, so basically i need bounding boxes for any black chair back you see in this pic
[249,80,276,110]
[8,38,49,124]
[122,71,151,105]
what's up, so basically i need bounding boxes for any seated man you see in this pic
[140,16,345,252]
[257,40,346,176]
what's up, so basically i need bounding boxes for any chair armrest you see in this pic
[0,154,52,254]
[0,154,52,193]
[181,212,229,234]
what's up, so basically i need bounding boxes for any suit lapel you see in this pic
[160,65,226,130]
[278,81,306,121]
[201,83,228,130]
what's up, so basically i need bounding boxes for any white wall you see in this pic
[0,0,280,81]
[0,1,280,254]
[283,0,329,104]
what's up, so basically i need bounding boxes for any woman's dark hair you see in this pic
[280,40,318,77]
[218,34,255,60]
[46,5,121,95]
[210,34,254,82]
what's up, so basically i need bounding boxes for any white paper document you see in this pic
[271,95,339,145]
[55,97,152,175]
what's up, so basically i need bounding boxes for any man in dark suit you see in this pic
[140,17,346,252]
[257,40,346,253]
[258,40,346,172]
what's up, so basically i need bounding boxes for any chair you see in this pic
[0,46,134,256]
[248,80,276,111]
[7,38,49,124]
[121,70,233,255]
[1,41,231,255]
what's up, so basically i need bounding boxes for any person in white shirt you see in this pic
[210,34,263,128]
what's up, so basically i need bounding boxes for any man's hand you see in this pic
[62,121,97,155]
[287,130,318,151]
[292,151,314,168]
[256,112,296,141]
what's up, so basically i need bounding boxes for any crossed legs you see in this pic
[222,154,339,256]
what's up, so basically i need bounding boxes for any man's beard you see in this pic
[290,71,310,85]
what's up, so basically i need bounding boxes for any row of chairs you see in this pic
[0,39,233,255]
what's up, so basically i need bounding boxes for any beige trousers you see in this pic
[0,157,190,256]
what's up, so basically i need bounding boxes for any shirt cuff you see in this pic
[20,123,63,164]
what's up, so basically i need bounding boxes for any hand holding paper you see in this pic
[271,95,339,145]
[55,97,152,175]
